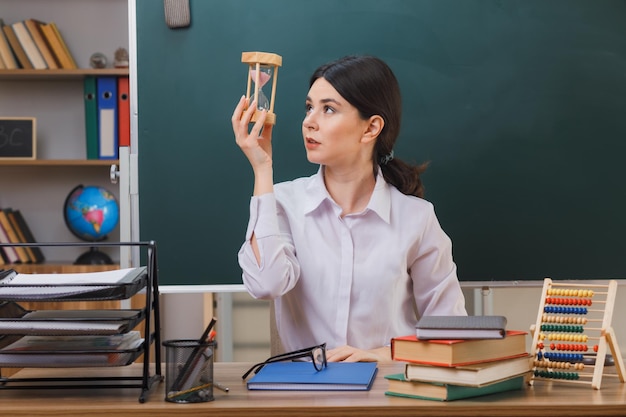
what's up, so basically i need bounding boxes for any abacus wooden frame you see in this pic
[530,278,625,389]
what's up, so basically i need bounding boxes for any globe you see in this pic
[63,185,119,264]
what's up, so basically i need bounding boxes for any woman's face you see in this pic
[302,78,371,167]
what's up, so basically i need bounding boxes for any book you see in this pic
[0,19,18,69]
[0,53,5,69]
[48,22,77,68]
[96,77,119,159]
[391,330,528,367]
[404,355,532,387]
[11,21,46,69]
[24,19,59,69]
[2,22,33,69]
[385,373,525,401]
[84,76,99,159]
[7,210,45,263]
[5,209,35,263]
[415,315,507,340]
[0,221,20,264]
[246,361,378,391]
[39,22,76,69]
[0,209,30,263]
[117,76,131,148]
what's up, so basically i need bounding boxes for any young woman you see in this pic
[232,55,466,363]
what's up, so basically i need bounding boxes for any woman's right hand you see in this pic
[232,95,274,172]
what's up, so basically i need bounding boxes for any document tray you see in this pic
[0,341,144,368]
[0,302,145,336]
[0,267,147,302]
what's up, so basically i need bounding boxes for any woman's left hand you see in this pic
[326,345,393,363]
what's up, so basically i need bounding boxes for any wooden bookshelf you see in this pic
[0,2,128,264]
[0,159,118,166]
[0,68,129,81]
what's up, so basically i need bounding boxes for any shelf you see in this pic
[8,263,121,274]
[0,160,119,167]
[0,68,129,81]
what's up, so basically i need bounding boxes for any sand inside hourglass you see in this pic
[249,68,272,110]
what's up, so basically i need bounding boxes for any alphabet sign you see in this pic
[0,118,36,159]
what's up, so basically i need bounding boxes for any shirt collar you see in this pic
[303,165,391,223]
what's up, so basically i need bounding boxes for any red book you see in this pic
[117,76,130,148]
[391,330,528,367]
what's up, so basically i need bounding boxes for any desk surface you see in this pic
[1,362,625,417]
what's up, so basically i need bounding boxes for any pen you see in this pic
[215,381,230,392]
[200,373,229,393]
[200,317,217,343]
[167,382,213,400]
[171,317,218,391]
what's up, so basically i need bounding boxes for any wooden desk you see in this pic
[1,362,625,417]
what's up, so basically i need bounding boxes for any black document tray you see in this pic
[0,334,145,368]
[0,267,147,302]
[0,302,145,336]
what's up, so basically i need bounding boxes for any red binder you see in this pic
[118,76,130,148]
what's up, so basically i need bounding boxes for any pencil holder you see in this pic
[163,339,215,403]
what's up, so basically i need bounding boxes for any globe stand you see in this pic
[74,247,114,265]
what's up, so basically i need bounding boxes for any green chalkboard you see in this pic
[136,0,626,286]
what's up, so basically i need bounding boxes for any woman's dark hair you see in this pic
[309,55,428,198]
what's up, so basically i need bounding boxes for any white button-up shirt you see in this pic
[238,167,466,353]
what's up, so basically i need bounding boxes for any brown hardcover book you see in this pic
[2,23,33,69]
[391,330,528,367]
[39,22,75,69]
[48,22,77,68]
[6,209,36,263]
[0,210,20,264]
[9,210,45,263]
[0,209,30,263]
[0,19,18,69]
[24,19,59,69]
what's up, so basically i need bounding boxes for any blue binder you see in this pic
[96,77,118,159]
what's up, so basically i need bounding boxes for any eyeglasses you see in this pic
[241,343,327,379]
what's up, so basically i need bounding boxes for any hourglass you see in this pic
[241,51,282,125]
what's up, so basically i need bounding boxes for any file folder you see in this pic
[96,77,119,159]
[84,76,98,159]
[118,76,130,148]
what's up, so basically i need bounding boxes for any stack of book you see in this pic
[0,208,45,265]
[386,315,531,401]
[0,17,77,70]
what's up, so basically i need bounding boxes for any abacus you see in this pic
[530,278,625,389]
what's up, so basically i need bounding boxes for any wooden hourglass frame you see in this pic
[529,278,625,389]
[241,51,282,125]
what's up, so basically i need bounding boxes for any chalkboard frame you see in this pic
[0,117,36,160]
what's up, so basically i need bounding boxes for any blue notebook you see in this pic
[246,361,378,391]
